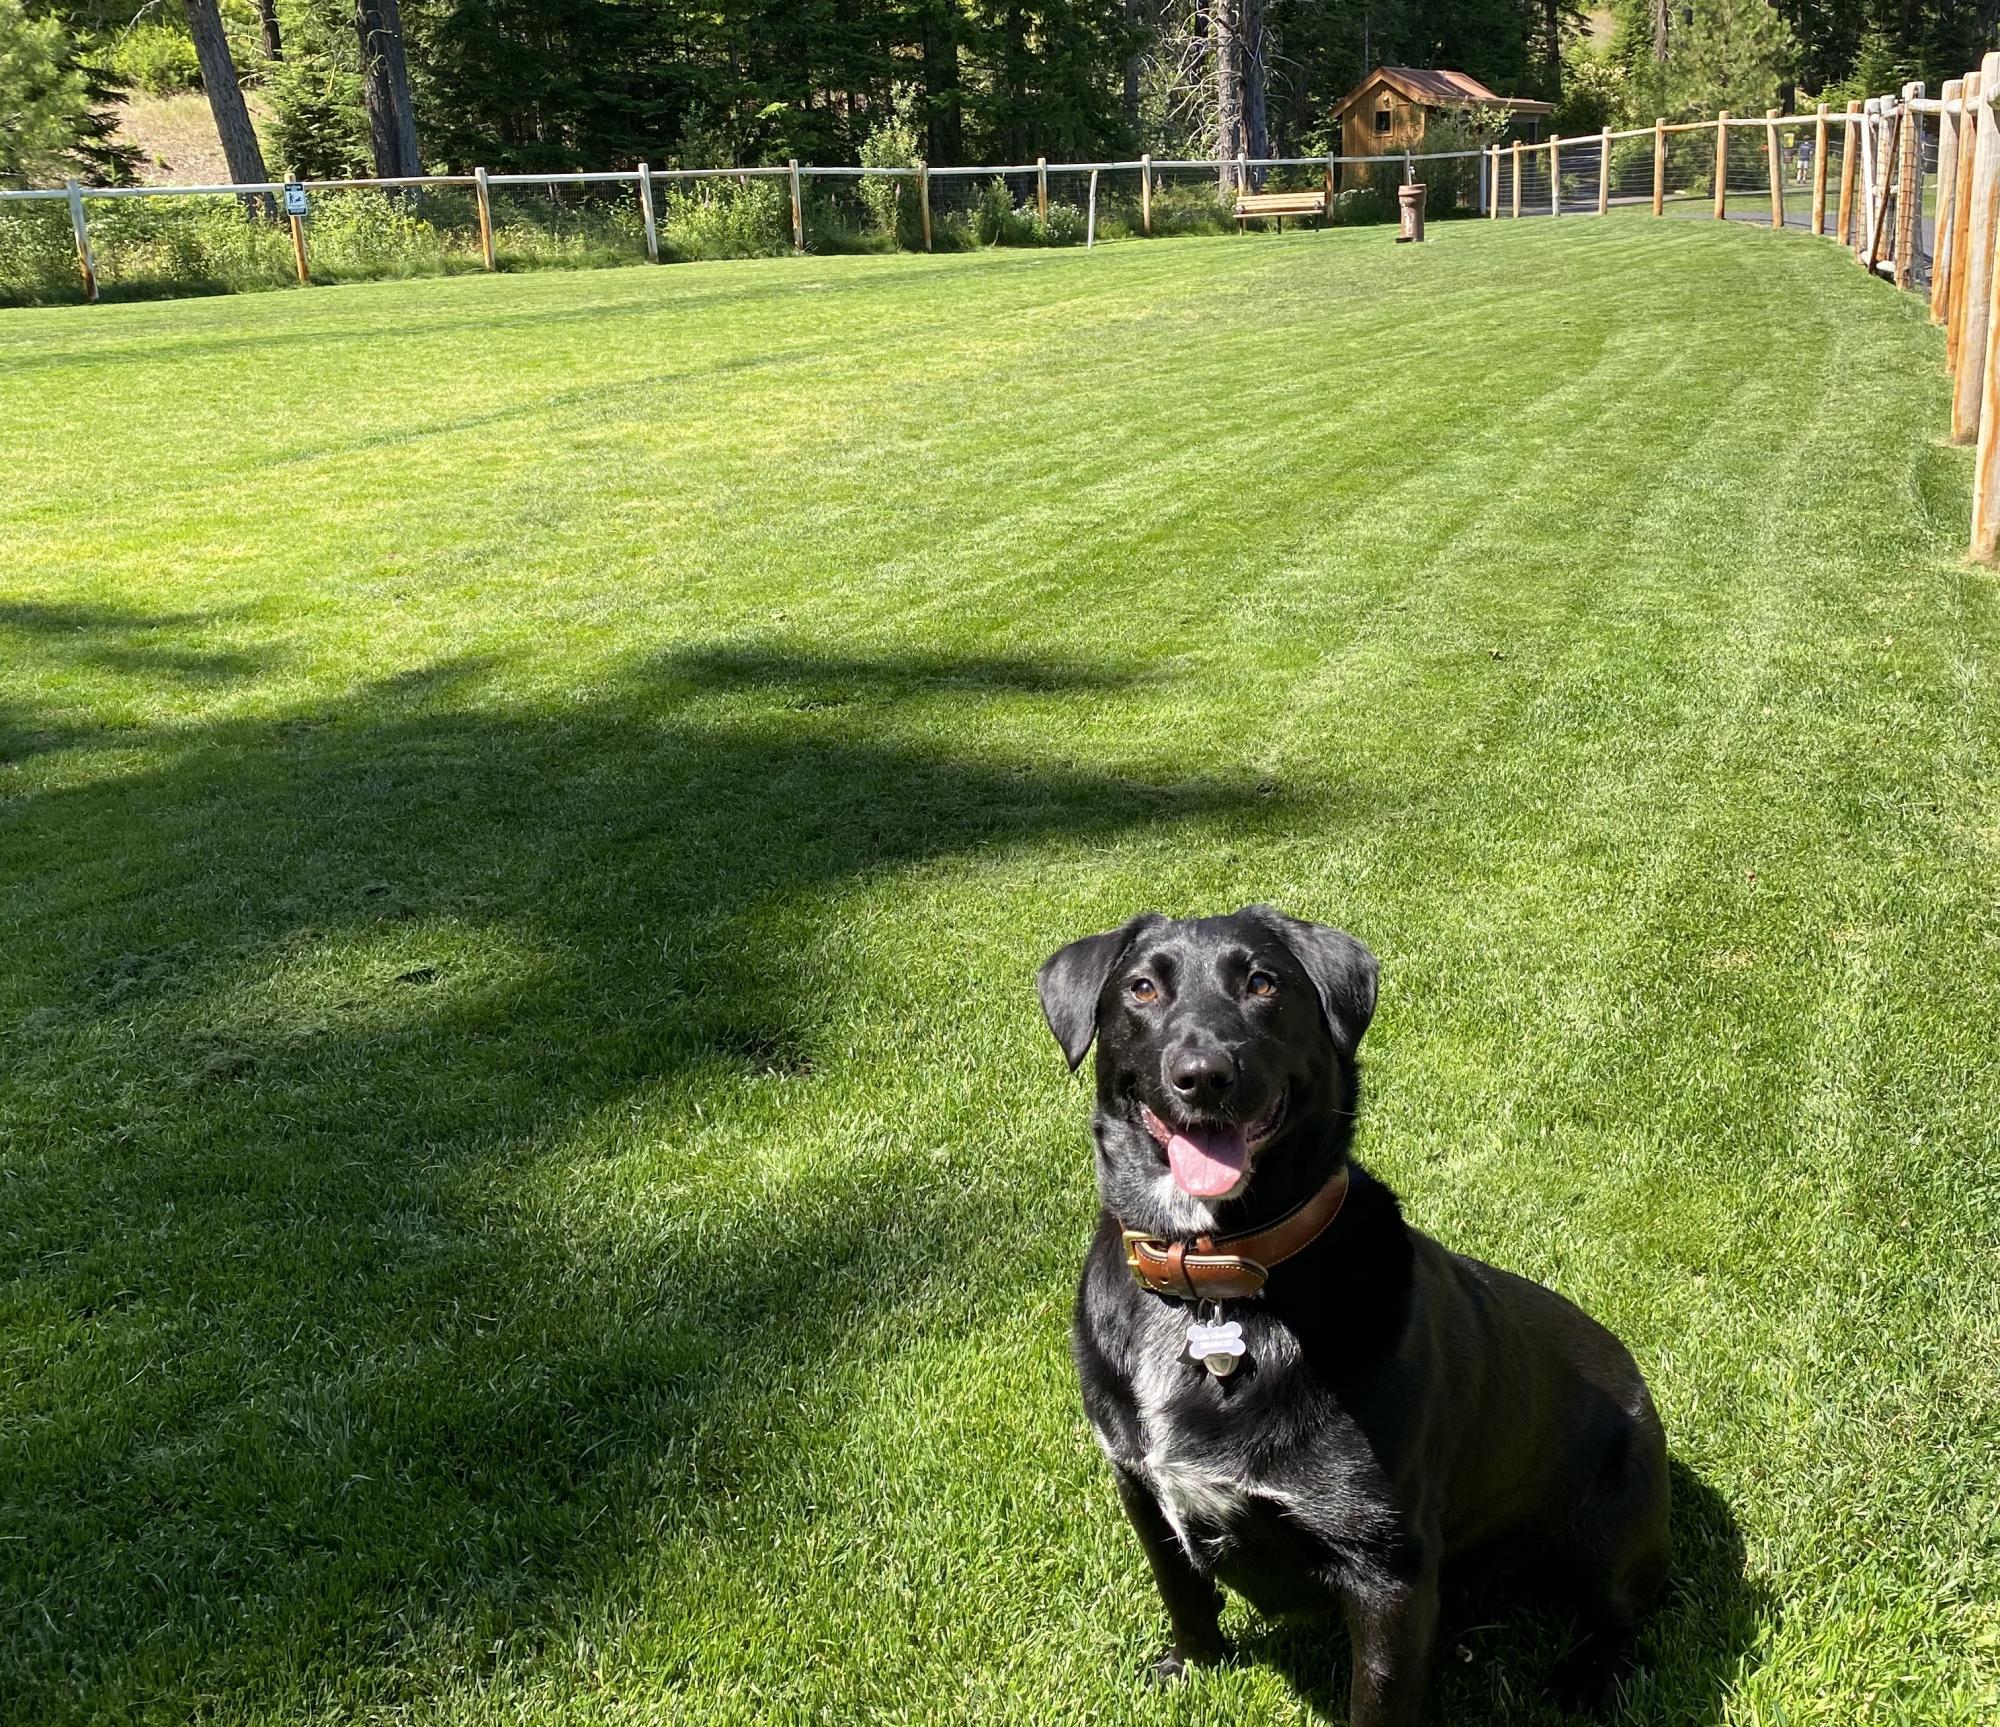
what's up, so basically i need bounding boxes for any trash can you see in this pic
[1397,182,1427,243]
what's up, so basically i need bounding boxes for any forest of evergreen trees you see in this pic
[4,0,1996,187]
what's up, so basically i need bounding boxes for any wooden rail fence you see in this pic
[8,71,2000,557]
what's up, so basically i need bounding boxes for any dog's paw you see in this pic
[1146,1643,1225,1687]
[1547,1644,1628,1719]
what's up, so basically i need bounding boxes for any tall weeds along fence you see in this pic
[7,64,1999,557]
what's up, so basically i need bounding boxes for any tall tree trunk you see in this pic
[354,0,422,179]
[1001,3,1031,162]
[1542,0,1562,96]
[921,6,963,164]
[1214,0,1241,192]
[1123,0,1140,132]
[1651,0,1668,65]
[258,0,283,60]
[1240,0,1267,177]
[180,0,272,209]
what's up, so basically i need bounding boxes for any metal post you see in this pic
[65,178,97,303]
[1141,153,1152,235]
[1037,157,1048,221]
[636,162,659,263]
[919,162,932,251]
[789,158,803,251]
[474,166,496,270]
[1766,108,1785,230]
[1086,167,1099,247]
[1811,103,1831,236]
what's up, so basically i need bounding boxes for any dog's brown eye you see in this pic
[1128,977,1158,1003]
[1247,971,1278,998]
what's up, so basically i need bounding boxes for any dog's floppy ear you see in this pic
[1037,914,1162,1071]
[1252,907,1378,1056]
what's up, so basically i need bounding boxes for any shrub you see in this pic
[857,102,923,250]
[1036,201,1086,245]
[969,179,1089,247]
[1330,184,1394,225]
[105,23,202,97]
[972,176,1030,245]
[1146,179,1234,236]
[0,200,84,303]
[660,178,791,260]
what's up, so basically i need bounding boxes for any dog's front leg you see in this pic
[1110,1466,1226,1681]
[1340,1565,1440,1727]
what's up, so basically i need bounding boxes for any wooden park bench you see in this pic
[1234,188,1331,232]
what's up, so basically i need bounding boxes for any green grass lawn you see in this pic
[2,220,1996,1726]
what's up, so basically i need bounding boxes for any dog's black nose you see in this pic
[1169,1050,1235,1105]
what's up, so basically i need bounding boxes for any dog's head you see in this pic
[1038,906,1377,1233]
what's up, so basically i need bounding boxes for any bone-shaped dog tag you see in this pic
[1186,1317,1246,1378]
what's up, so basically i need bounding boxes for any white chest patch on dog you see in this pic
[1127,1304,1303,1556]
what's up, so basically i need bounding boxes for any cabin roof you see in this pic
[1334,66,1555,116]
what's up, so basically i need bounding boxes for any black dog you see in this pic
[1038,907,1669,1726]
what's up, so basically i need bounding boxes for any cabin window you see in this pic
[1374,100,1393,135]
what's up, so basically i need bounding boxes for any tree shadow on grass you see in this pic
[0,624,1267,1722]
[1246,1459,1769,1725]
[0,601,267,766]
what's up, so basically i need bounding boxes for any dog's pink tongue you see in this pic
[1167,1123,1249,1197]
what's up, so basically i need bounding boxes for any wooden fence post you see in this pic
[1865,101,1901,272]
[1952,56,2000,444]
[1141,153,1152,235]
[1933,80,1965,322]
[288,209,309,283]
[1857,97,1882,263]
[636,162,659,264]
[1766,108,1784,229]
[1239,151,1249,193]
[474,165,496,270]
[1037,156,1048,221]
[64,178,98,303]
[1652,117,1666,215]
[1512,139,1522,217]
[1713,112,1729,218]
[1810,103,1830,235]
[1549,135,1561,214]
[1947,74,1982,367]
[1893,82,1923,287]
[1598,126,1611,214]
[789,158,804,251]
[1488,145,1500,217]
[1974,235,2000,558]
[918,162,932,251]
[1836,100,1860,244]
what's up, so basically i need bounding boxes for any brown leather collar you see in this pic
[1122,1163,1351,1302]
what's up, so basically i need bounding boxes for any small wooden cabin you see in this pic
[1331,67,1552,184]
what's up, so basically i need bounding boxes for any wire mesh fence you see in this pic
[0,94,1957,307]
